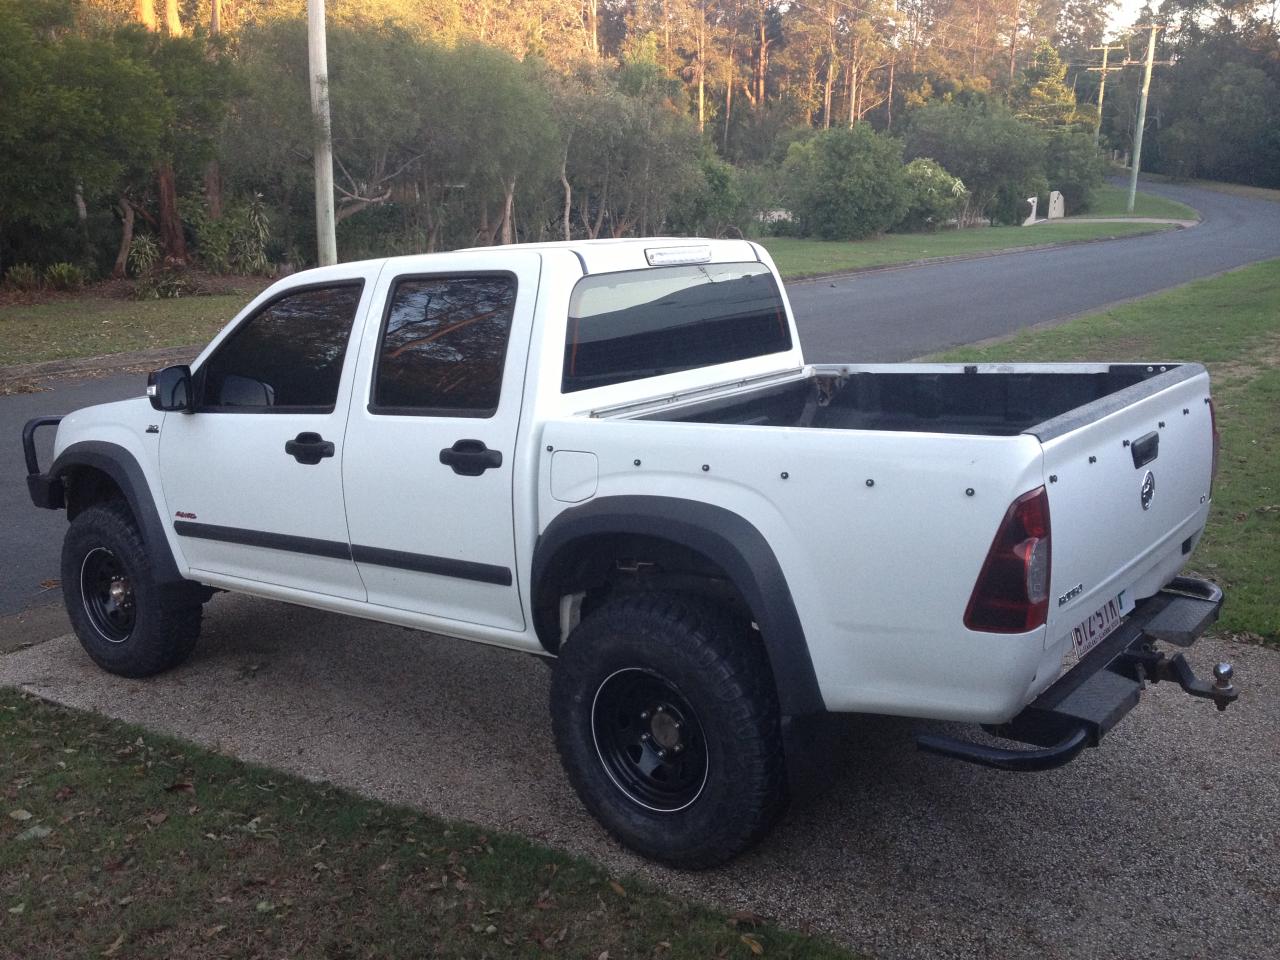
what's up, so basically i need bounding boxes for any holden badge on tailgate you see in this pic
[1140,470,1155,511]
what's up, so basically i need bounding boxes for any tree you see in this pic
[781,124,909,239]
[0,2,167,273]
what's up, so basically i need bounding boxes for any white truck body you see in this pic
[46,239,1215,722]
[29,237,1232,865]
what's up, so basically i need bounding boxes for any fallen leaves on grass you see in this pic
[609,880,627,897]
[740,933,766,955]
[9,808,33,820]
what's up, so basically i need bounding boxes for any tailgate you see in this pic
[1035,365,1215,665]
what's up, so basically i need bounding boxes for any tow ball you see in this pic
[1120,648,1239,711]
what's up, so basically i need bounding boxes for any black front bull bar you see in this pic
[916,576,1235,772]
[23,416,65,509]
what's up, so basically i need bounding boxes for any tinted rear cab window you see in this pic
[563,262,791,393]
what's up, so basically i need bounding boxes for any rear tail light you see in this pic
[964,486,1052,634]
[1208,397,1221,497]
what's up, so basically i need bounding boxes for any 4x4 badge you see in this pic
[1140,471,1155,511]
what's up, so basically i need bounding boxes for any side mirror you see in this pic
[147,365,193,413]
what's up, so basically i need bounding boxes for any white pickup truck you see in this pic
[24,238,1237,867]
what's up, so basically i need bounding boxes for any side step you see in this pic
[916,577,1234,772]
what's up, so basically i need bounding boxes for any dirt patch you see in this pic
[1207,331,1280,384]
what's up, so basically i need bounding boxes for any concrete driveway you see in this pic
[3,593,1276,960]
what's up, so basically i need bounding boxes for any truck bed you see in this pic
[641,362,1191,439]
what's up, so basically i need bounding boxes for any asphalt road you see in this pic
[793,178,1280,360]
[2,598,1275,960]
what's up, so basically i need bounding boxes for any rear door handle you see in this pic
[285,431,335,465]
[439,439,503,476]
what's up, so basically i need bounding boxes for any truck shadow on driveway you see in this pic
[3,592,1276,960]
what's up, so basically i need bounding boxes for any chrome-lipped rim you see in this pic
[80,547,135,644]
[590,667,709,813]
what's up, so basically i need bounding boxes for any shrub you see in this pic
[44,261,87,291]
[133,265,197,300]
[3,263,41,290]
[195,195,272,275]
[668,152,754,238]
[781,125,909,240]
[1044,129,1106,214]
[897,158,967,232]
[128,233,160,277]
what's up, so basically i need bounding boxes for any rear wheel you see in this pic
[62,501,203,677]
[550,592,786,868]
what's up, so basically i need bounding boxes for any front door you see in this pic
[341,252,541,631]
[159,276,377,600]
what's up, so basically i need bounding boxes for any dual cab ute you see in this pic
[24,238,1238,866]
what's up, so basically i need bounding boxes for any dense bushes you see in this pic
[780,126,910,240]
[899,159,967,232]
[904,100,1102,224]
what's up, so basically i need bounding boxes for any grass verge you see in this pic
[1081,184,1198,220]
[0,293,248,367]
[932,258,1280,645]
[761,221,1173,279]
[0,688,853,960]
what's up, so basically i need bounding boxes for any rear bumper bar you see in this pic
[23,416,65,509]
[917,576,1233,772]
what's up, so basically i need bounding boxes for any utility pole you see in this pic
[307,0,338,266]
[1126,25,1161,215]
[1087,44,1125,149]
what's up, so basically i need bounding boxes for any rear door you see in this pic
[1037,367,1215,660]
[341,252,541,631]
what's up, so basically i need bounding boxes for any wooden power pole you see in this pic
[1126,25,1162,215]
[1087,44,1125,149]
[307,0,338,266]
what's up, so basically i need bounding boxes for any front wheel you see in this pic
[61,501,203,678]
[550,592,787,868]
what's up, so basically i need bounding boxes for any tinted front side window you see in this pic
[200,284,363,410]
[373,275,516,415]
[563,262,792,393]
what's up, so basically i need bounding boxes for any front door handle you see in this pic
[439,439,503,476]
[285,431,335,465]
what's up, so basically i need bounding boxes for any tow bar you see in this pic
[917,577,1237,772]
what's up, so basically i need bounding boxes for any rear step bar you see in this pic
[916,576,1235,772]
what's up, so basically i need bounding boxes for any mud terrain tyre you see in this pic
[550,592,787,868]
[61,501,203,678]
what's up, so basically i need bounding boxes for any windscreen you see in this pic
[562,262,792,393]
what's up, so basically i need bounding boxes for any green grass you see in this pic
[932,258,1280,645]
[0,293,248,367]
[1081,184,1198,220]
[0,688,854,960]
[761,221,1173,279]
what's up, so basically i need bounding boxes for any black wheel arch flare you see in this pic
[51,441,184,586]
[531,495,826,717]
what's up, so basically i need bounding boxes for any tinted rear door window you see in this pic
[372,275,517,416]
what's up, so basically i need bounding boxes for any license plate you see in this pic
[1069,590,1135,660]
